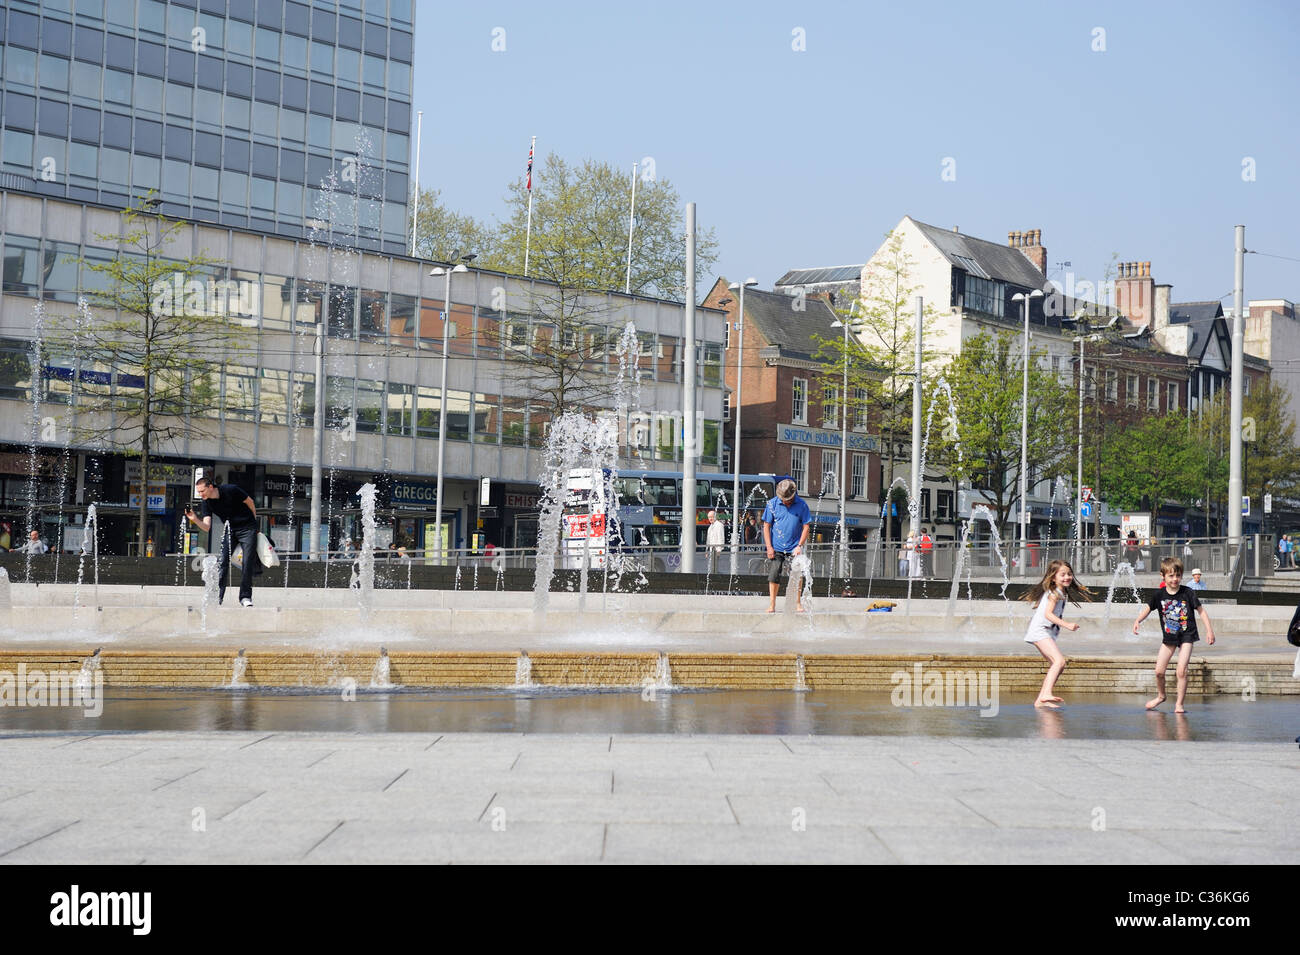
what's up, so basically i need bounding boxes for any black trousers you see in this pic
[219,522,260,603]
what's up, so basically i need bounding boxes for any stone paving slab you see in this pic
[0,731,1294,864]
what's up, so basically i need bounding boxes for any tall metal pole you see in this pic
[838,316,849,571]
[408,111,422,256]
[308,320,325,560]
[523,135,536,277]
[1076,336,1085,570]
[1019,295,1031,575]
[729,280,752,576]
[1228,224,1246,547]
[624,162,638,295]
[680,203,697,573]
[433,267,454,562]
[909,296,922,540]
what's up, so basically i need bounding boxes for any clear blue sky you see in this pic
[412,0,1300,305]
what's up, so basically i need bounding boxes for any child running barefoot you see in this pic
[1133,556,1216,713]
[1021,559,1092,708]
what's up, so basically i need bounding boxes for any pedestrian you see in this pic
[1021,559,1091,709]
[19,530,48,555]
[919,527,934,577]
[706,509,726,574]
[762,479,812,613]
[1132,557,1216,713]
[1278,535,1287,569]
[898,535,912,576]
[1187,568,1207,591]
[184,470,261,607]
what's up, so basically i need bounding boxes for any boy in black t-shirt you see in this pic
[1132,556,1216,713]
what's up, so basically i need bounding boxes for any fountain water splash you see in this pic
[72,503,99,620]
[946,504,1014,627]
[24,301,46,584]
[199,554,220,631]
[1102,561,1143,629]
[514,650,535,688]
[73,647,101,692]
[0,567,12,631]
[794,654,810,692]
[352,483,377,618]
[370,647,393,688]
[532,411,619,618]
[229,649,249,688]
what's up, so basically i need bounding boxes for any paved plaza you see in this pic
[1,730,1294,864]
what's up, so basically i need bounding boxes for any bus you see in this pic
[561,468,779,571]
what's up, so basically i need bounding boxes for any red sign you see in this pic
[564,514,607,538]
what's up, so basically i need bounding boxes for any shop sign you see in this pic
[392,480,438,508]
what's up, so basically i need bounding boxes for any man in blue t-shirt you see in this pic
[762,478,813,612]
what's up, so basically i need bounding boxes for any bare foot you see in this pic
[1145,695,1166,710]
[1034,699,1061,709]
[1046,696,1064,703]
[766,607,776,614]
[1175,706,1187,714]
[795,606,807,613]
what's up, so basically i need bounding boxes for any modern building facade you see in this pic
[0,191,728,555]
[0,0,413,253]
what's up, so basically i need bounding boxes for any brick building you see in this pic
[702,278,882,542]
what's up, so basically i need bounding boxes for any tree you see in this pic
[1098,412,1206,532]
[49,196,246,550]
[409,187,494,264]
[1200,381,1300,521]
[482,153,717,301]
[944,331,1076,536]
[815,230,944,538]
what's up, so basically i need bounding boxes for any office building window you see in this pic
[790,447,808,493]
[1168,382,1178,412]
[792,378,807,424]
[823,385,839,428]
[1126,374,1138,407]
[1147,378,1158,411]
[822,450,839,497]
[851,453,867,498]
[1105,369,1117,403]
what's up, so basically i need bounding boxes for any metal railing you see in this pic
[162,534,1275,585]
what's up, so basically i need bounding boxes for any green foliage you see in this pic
[944,331,1075,533]
[409,188,494,265]
[1098,412,1206,519]
[47,196,247,544]
[1200,381,1300,502]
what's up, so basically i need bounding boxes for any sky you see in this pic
[410,0,1300,305]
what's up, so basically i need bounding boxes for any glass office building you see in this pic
[0,0,413,253]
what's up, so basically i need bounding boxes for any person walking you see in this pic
[19,530,48,555]
[184,471,261,607]
[1133,557,1216,713]
[919,527,934,577]
[706,509,726,575]
[1021,559,1091,708]
[762,479,812,613]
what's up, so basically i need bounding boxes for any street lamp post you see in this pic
[831,303,864,578]
[1012,289,1044,576]
[728,278,756,575]
[429,256,474,562]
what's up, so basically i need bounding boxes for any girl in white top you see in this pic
[1020,559,1092,709]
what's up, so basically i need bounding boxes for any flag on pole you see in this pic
[526,141,534,192]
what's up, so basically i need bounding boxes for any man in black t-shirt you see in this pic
[184,472,260,606]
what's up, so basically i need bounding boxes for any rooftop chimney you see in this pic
[1114,260,1156,327]
[1014,228,1047,274]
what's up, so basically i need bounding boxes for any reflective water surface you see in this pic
[0,689,1294,741]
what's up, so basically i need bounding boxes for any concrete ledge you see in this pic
[1,650,1293,694]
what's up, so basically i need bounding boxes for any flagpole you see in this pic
[523,135,535,277]
[409,110,423,256]
[624,162,638,295]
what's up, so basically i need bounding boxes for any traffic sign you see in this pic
[1242,496,1250,516]
[1080,501,1093,519]
[1081,486,1093,502]
[1265,493,1273,514]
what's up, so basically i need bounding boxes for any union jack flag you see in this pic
[526,142,533,192]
